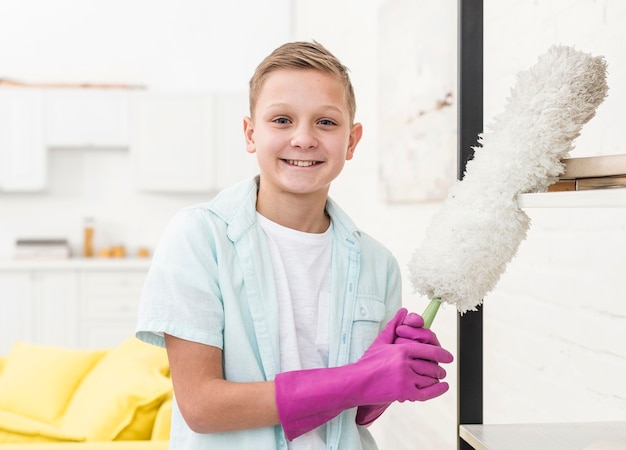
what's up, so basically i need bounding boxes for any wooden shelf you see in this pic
[460,422,626,450]
[517,188,626,208]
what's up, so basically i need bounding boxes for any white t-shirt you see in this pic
[257,213,332,450]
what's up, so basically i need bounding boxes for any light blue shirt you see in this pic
[136,176,402,450]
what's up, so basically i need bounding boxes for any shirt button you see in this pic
[360,306,367,317]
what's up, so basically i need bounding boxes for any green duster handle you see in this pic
[421,297,442,329]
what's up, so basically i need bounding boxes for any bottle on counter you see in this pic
[83,217,95,258]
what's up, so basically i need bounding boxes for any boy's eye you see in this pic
[273,117,291,124]
[318,119,336,126]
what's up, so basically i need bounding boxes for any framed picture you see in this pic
[379,0,458,202]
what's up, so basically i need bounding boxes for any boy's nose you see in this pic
[290,125,317,149]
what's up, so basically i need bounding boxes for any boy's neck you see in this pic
[256,189,330,234]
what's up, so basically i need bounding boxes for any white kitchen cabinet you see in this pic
[0,270,78,353]
[0,260,149,353]
[213,91,258,189]
[0,88,250,195]
[0,88,47,191]
[0,272,33,354]
[44,88,130,148]
[0,270,78,354]
[78,270,147,348]
[30,271,79,348]
[130,91,215,192]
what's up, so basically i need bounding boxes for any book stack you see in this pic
[14,239,71,260]
[548,154,626,192]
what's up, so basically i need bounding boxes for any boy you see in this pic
[136,41,453,449]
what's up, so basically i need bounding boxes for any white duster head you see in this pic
[409,45,608,314]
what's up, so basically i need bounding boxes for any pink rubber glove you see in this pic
[275,308,453,440]
[356,310,448,425]
[395,312,442,346]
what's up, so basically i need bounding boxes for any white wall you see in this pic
[0,0,293,91]
[1,0,625,449]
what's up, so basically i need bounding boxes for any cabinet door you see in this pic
[44,88,130,148]
[0,272,33,354]
[79,270,146,348]
[0,88,47,191]
[31,271,78,347]
[213,91,258,189]
[130,91,215,192]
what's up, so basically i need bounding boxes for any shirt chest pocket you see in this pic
[349,295,387,361]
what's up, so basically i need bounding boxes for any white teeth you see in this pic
[286,159,317,167]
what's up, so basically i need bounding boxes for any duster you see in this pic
[408,45,609,326]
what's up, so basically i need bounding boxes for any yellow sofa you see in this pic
[0,337,172,448]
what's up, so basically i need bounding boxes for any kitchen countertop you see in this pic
[0,257,152,271]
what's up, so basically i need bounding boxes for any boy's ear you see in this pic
[346,122,363,161]
[243,116,256,154]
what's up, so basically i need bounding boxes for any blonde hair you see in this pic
[248,41,356,123]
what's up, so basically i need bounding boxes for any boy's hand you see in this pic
[395,312,443,346]
[355,309,453,426]
[276,308,453,439]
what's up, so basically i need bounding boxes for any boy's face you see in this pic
[244,68,362,200]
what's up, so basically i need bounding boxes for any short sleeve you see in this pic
[136,206,225,349]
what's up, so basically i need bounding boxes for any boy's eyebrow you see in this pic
[263,102,290,110]
[264,102,346,115]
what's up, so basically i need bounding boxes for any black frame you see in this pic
[457,0,483,449]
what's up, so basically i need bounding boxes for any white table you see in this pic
[460,422,626,450]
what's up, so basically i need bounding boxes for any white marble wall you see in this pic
[481,0,626,430]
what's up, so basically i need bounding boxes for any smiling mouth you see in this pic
[284,159,321,167]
